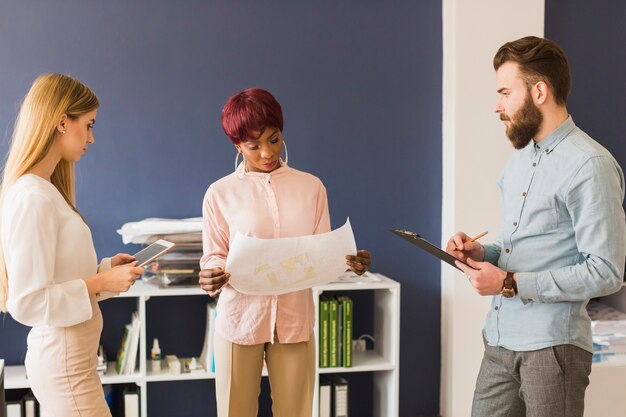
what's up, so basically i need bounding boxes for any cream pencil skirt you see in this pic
[25,298,111,417]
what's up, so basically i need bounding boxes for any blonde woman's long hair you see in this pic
[0,73,99,312]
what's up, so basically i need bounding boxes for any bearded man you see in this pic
[446,36,626,417]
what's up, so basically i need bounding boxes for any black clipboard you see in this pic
[391,229,467,272]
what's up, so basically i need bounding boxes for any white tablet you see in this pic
[133,239,175,267]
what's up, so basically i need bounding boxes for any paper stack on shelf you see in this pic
[117,217,202,245]
[118,217,203,287]
[144,249,202,287]
[587,299,626,363]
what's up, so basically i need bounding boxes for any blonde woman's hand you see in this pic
[111,253,136,267]
[199,267,230,298]
[345,249,372,276]
[85,262,144,295]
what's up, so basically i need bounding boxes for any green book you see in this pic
[319,296,330,368]
[115,323,131,374]
[338,296,353,368]
[329,297,338,367]
[337,299,343,367]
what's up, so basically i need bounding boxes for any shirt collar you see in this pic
[235,159,289,179]
[532,115,576,155]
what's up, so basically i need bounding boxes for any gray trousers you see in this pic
[471,341,592,417]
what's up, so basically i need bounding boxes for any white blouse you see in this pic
[2,174,110,328]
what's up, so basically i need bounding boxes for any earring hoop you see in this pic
[282,139,289,166]
[234,150,248,172]
[234,150,242,171]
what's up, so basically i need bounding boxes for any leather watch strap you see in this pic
[501,271,517,298]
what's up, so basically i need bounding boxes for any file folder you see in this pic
[391,229,467,271]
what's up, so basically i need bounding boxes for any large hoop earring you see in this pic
[282,139,289,166]
[234,150,244,171]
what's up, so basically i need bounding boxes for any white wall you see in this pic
[440,1,544,416]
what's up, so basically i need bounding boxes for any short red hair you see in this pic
[221,88,284,144]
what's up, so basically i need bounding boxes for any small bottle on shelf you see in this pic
[151,338,162,372]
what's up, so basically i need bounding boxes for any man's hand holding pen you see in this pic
[446,231,509,296]
[446,231,487,263]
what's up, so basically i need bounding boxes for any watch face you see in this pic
[501,288,516,298]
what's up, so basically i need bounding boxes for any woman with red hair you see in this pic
[199,88,370,417]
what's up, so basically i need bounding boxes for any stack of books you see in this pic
[319,295,353,368]
[587,299,626,363]
[118,217,203,287]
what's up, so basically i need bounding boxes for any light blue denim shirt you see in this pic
[482,116,626,353]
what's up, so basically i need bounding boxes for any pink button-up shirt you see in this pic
[201,163,331,345]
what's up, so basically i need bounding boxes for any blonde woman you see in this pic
[0,74,144,417]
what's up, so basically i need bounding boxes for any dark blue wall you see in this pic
[0,1,442,416]
[545,1,626,182]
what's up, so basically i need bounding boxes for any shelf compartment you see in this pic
[318,350,395,373]
[4,362,140,389]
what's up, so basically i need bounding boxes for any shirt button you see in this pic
[513,221,518,226]
[494,306,499,311]
[505,248,510,253]
[532,162,537,167]
[545,148,549,153]
[522,192,527,197]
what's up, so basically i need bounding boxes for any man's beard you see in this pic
[501,92,543,150]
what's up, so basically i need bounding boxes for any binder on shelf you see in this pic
[0,359,5,417]
[103,385,114,413]
[5,401,22,417]
[329,297,338,367]
[125,313,141,375]
[331,375,349,417]
[337,300,343,368]
[23,391,38,417]
[319,377,332,417]
[337,296,353,368]
[319,296,330,368]
[199,302,217,373]
[123,384,140,417]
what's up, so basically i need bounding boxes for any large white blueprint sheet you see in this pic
[225,219,356,295]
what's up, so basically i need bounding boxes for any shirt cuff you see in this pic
[483,244,500,265]
[96,291,119,302]
[516,271,540,304]
[201,260,226,271]
[98,257,112,273]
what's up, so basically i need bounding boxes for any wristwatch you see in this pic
[501,271,517,298]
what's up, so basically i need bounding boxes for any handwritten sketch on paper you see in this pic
[225,219,356,295]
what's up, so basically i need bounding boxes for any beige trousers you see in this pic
[214,331,316,417]
[25,299,111,417]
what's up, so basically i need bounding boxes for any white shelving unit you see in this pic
[4,273,400,417]
[585,284,626,417]
[313,274,400,417]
